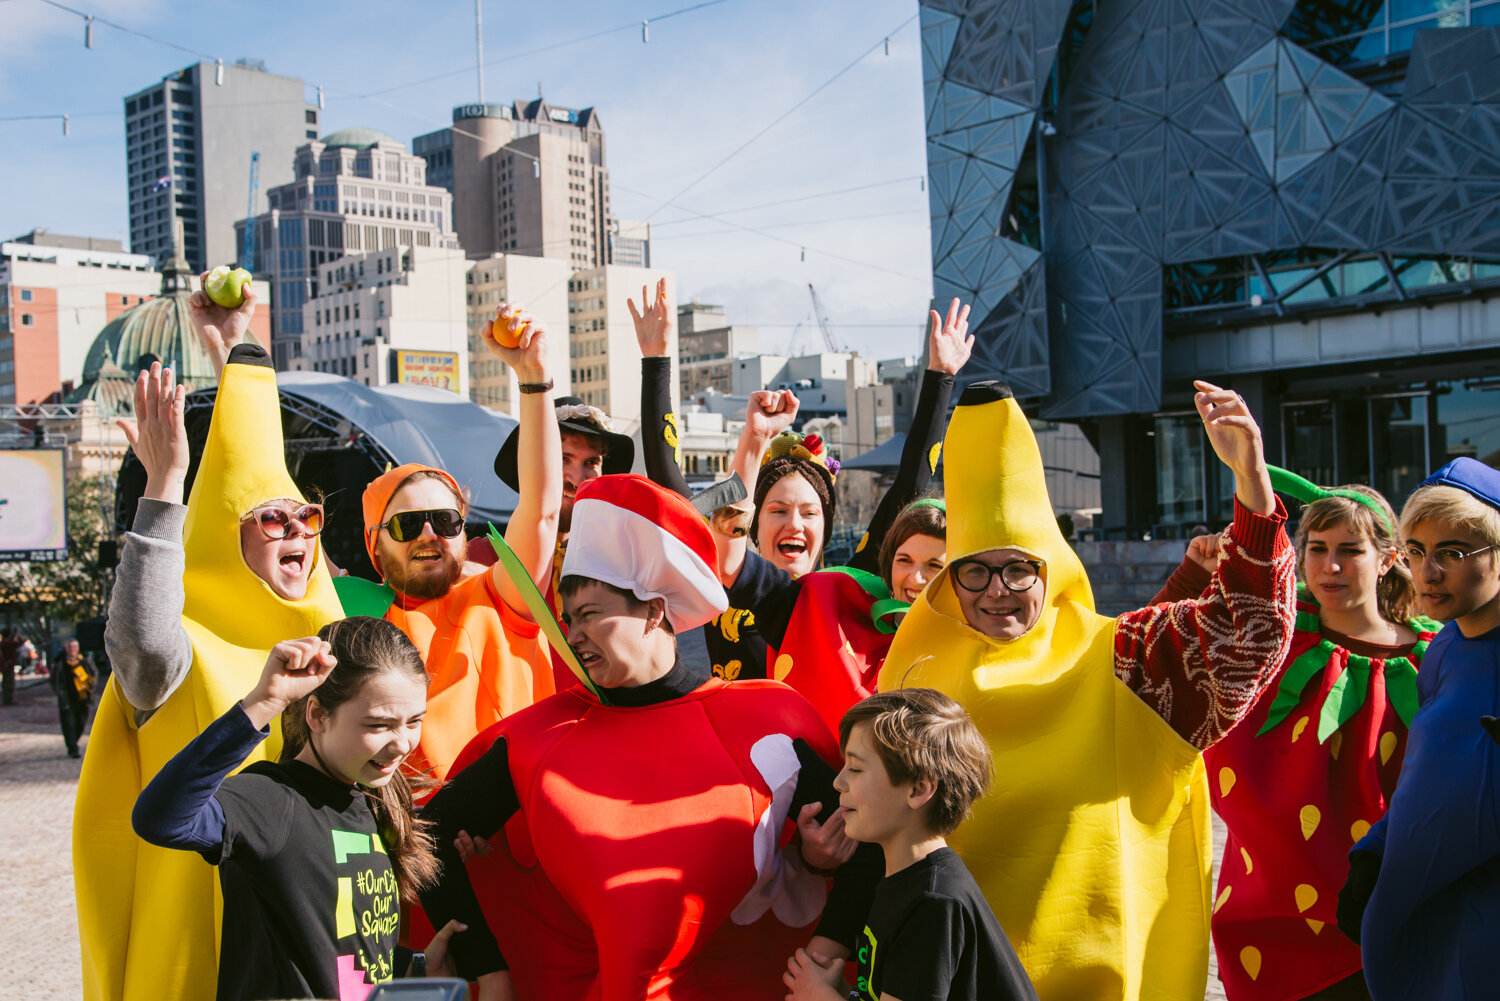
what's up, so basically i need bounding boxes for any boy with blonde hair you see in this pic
[1337,457,1500,1000]
[785,688,1037,1001]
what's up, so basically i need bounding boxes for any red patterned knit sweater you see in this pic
[1114,497,1298,751]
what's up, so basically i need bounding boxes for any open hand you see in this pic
[745,389,800,443]
[117,362,188,504]
[796,803,856,872]
[481,304,550,384]
[1195,380,1273,515]
[927,297,974,375]
[454,829,491,862]
[242,637,338,728]
[190,271,257,372]
[627,277,672,358]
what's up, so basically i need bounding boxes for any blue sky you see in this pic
[0,0,936,360]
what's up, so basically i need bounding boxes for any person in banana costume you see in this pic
[878,380,1297,1001]
[74,281,345,1001]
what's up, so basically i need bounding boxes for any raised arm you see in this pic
[188,271,258,382]
[630,278,691,498]
[133,637,336,854]
[712,390,801,585]
[484,305,562,616]
[847,299,970,574]
[107,364,195,720]
[1112,382,1296,749]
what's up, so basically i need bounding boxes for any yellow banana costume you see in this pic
[878,382,1212,1001]
[74,346,345,1001]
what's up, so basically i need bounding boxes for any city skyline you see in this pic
[0,0,935,361]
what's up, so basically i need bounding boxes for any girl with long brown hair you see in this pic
[133,616,464,1000]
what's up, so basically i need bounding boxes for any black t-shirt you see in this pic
[208,759,400,1001]
[854,848,1036,1001]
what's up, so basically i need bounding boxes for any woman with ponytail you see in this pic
[132,616,466,1001]
[1151,478,1439,1001]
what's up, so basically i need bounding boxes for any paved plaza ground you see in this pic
[1,672,1231,1001]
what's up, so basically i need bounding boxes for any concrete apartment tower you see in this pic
[414,100,624,269]
[124,60,318,274]
[237,130,459,368]
[466,253,573,416]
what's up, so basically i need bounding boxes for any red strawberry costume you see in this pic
[1159,560,1438,999]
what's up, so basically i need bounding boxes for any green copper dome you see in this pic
[320,128,400,150]
[68,284,218,416]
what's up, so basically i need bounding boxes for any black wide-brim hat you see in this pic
[494,395,636,490]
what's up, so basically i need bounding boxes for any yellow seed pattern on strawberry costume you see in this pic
[1380,731,1397,765]
[1241,847,1253,874]
[1219,767,1237,797]
[1241,947,1262,980]
[1292,716,1309,742]
[1300,804,1322,840]
[1295,884,1318,913]
[1214,886,1232,913]
[773,654,794,681]
[1351,820,1371,842]
[1330,731,1343,760]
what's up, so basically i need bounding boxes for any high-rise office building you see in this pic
[124,60,318,274]
[466,253,572,416]
[567,264,676,425]
[677,300,759,396]
[415,100,630,269]
[236,130,458,368]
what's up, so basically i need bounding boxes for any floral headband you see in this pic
[554,402,615,432]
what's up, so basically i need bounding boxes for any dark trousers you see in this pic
[58,698,88,755]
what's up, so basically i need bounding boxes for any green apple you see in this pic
[205,265,252,309]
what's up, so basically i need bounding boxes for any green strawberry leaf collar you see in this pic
[1256,595,1438,741]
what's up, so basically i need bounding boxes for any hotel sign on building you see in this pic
[391,349,461,393]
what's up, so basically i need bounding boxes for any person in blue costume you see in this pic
[1336,457,1500,999]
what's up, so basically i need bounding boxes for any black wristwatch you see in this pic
[408,951,426,977]
[518,378,554,395]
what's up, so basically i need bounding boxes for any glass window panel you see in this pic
[1389,0,1461,22]
[1370,394,1431,501]
[1473,261,1500,278]
[1154,415,1205,526]
[1341,258,1389,295]
[1284,402,1339,486]
[1394,257,1451,287]
[1435,380,1500,466]
[1391,15,1445,53]
[1353,30,1391,60]
[1474,2,1500,25]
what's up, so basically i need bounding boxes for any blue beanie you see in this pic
[1419,458,1500,512]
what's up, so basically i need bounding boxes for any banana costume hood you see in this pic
[878,382,1214,1001]
[75,344,345,1001]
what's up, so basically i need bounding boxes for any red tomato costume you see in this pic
[418,476,849,1001]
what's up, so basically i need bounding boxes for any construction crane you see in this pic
[241,151,260,268]
[807,283,840,352]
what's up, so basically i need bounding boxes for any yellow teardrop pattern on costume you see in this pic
[773,654,794,681]
[1350,820,1371,843]
[1219,767,1237,797]
[1241,847,1253,874]
[1294,884,1318,912]
[1306,919,1325,934]
[1379,731,1397,765]
[1241,947,1262,981]
[1291,716,1309,742]
[1300,805,1322,840]
[1330,731,1343,760]
[1214,886,1232,913]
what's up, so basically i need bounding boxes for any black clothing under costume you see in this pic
[418,654,881,980]
[640,357,954,671]
[51,653,94,756]
[854,847,1036,1001]
[133,705,401,1001]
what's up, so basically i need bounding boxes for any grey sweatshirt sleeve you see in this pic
[104,498,194,725]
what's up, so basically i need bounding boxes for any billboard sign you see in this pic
[0,448,67,562]
[391,349,461,394]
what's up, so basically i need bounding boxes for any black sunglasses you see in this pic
[374,508,464,543]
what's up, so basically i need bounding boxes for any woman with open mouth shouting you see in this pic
[701,298,973,735]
